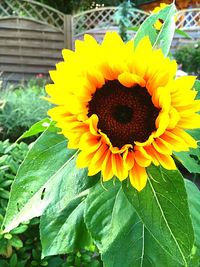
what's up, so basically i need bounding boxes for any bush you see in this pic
[174,42,200,78]
[0,79,52,142]
[0,140,102,267]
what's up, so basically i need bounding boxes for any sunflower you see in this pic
[46,32,199,191]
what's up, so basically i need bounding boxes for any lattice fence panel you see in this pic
[73,7,149,36]
[0,0,64,31]
[73,8,117,35]
[176,9,200,29]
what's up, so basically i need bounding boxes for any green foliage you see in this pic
[114,1,135,41]
[134,3,176,56]
[123,166,194,266]
[85,180,178,267]
[0,79,52,142]
[174,42,200,78]
[2,123,200,266]
[0,139,102,266]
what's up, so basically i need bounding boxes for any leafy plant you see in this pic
[114,0,135,41]
[0,79,52,142]
[174,42,200,78]
[0,140,102,266]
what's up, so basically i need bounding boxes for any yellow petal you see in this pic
[171,128,197,149]
[88,144,108,176]
[76,150,95,168]
[123,150,135,170]
[134,150,151,167]
[177,114,200,129]
[102,150,114,181]
[152,137,172,155]
[129,164,148,191]
[155,112,170,137]
[167,107,180,129]
[154,152,176,170]
[111,154,128,181]
[118,72,146,87]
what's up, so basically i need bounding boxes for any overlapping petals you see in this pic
[46,32,199,191]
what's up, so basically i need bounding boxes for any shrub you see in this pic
[174,42,200,78]
[0,140,102,267]
[0,79,52,142]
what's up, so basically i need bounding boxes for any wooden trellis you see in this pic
[0,0,199,84]
[72,7,148,37]
[0,0,65,31]
[176,8,200,29]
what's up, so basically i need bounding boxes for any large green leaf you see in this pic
[185,180,200,267]
[40,198,91,258]
[85,180,181,267]
[3,126,99,235]
[17,117,53,141]
[2,127,74,232]
[134,3,176,56]
[40,157,99,257]
[123,165,194,266]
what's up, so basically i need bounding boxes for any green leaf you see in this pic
[134,3,176,56]
[16,117,53,141]
[10,224,28,234]
[41,199,91,258]
[185,180,200,267]
[9,253,17,267]
[85,180,181,267]
[194,80,200,99]
[123,165,194,266]
[175,29,191,39]
[2,127,76,232]
[40,157,100,257]
[194,80,200,91]
[128,26,139,31]
[174,128,200,174]
[9,236,23,249]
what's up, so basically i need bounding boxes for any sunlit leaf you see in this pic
[134,3,176,56]
[85,180,181,267]
[185,180,200,267]
[123,165,194,266]
[17,118,53,141]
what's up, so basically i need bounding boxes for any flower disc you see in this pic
[88,80,160,147]
[46,32,200,191]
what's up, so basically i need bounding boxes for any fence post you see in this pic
[64,15,73,49]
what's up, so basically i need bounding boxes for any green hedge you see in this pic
[174,42,200,78]
[0,79,52,142]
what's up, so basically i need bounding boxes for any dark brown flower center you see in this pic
[88,80,160,148]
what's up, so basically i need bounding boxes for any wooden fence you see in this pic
[0,0,200,84]
[0,17,64,83]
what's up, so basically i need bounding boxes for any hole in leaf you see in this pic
[158,18,164,23]
[41,188,46,200]
[17,202,20,212]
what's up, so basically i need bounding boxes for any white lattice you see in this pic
[73,7,149,36]
[176,8,200,29]
[0,0,64,31]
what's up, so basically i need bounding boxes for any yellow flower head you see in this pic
[152,3,169,30]
[46,32,199,191]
